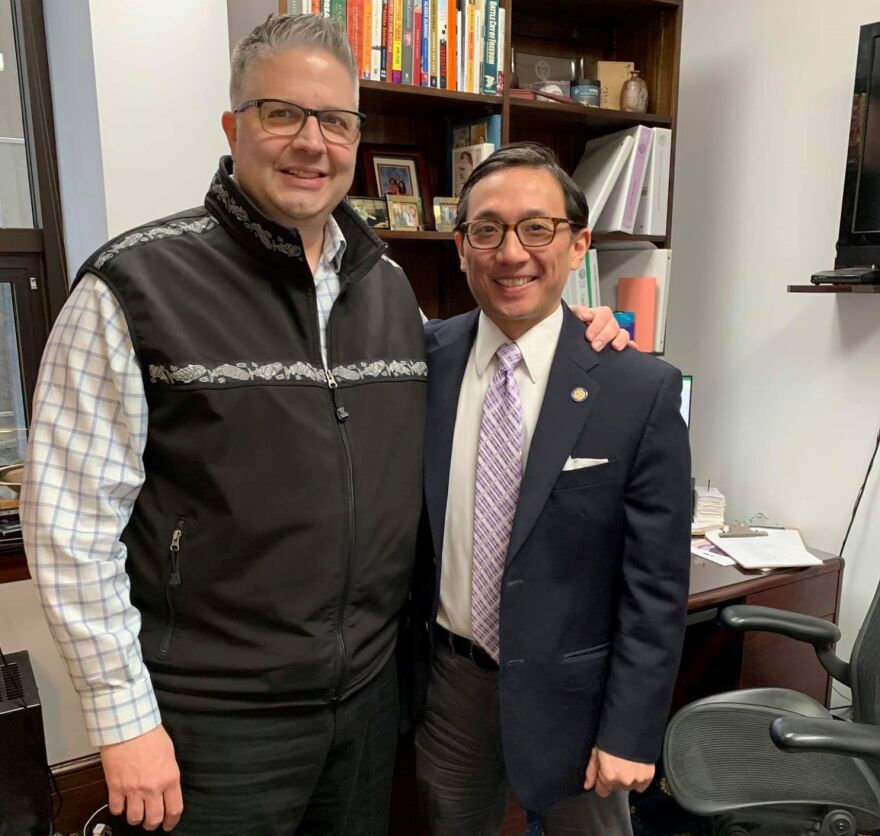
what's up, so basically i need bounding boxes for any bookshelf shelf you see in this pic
[508,98,674,130]
[378,230,454,241]
[787,284,880,293]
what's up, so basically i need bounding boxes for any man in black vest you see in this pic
[21,15,623,836]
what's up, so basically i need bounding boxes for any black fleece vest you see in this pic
[77,157,426,708]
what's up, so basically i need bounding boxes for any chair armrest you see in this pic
[771,716,880,762]
[721,605,840,644]
[721,605,850,685]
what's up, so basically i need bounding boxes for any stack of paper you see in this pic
[693,486,725,527]
[706,529,822,571]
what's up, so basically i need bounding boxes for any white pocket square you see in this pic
[562,457,609,472]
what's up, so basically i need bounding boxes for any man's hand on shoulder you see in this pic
[100,724,182,831]
[584,746,654,797]
[570,305,632,352]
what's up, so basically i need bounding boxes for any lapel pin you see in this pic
[570,387,588,403]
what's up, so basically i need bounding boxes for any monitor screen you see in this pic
[680,375,692,429]
[836,22,880,266]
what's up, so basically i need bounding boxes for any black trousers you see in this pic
[113,655,399,836]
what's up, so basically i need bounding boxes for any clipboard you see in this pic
[706,527,822,570]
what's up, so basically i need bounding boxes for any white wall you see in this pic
[227,0,278,54]
[667,0,880,676]
[11,1,231,764]
[44,0,230,273]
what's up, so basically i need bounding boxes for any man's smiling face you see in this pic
[455,166,589,340]
[221,47,358,239]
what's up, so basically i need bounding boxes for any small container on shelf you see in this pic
[620,70,649,112]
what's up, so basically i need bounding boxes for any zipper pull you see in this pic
[169,522,184,587]
[325,369,350,422]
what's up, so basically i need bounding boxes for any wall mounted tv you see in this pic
[836,20,880,271]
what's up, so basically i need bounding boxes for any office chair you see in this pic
[662,581,880,836]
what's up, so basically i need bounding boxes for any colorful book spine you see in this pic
[391,0,403,83]
[464,0,474,93]
[429,0,439,87]
[362,0,373,78]
[481,0,498,94]
[402,0,415,83]
[347,0,364,78]
[323,0,332,17]
[419,0,430,85]
[370,0,383,78]
[330,0,346,30]
[380,0,391,80]
[495,5,504,92]
[413,1,423,85]
[438,0,448,88]
[446,0,457,91]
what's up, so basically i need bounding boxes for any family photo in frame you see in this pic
[359,144,434,228]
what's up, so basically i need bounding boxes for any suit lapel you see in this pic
[424,311,480,562]
[507,310,602,563]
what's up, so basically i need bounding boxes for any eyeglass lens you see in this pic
[467,218,561,248]
[259,100,361,143]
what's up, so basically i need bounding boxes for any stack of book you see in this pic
[286,0,504,94]
[0,505,21,550]
[693,486,726,529]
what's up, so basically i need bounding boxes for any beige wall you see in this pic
[666,1,880,694]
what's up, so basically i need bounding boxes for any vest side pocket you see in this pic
[156,518,186,660]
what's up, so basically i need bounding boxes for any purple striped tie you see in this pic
[472,342,524,662]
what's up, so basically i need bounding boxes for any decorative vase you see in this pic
[620,70,648,112]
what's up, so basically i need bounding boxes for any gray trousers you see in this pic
[414,641,634,836]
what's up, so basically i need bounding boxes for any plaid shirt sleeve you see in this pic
[20,273,162,747]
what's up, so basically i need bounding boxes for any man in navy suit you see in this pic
[410,142,692,835]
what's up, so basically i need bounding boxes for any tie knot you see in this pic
[496,342,522,373]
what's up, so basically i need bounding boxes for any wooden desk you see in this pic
[2,547,842,835]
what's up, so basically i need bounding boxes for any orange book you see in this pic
[616,276,656,352]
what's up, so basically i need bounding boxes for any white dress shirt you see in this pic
[437,305,564,640]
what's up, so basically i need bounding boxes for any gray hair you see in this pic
[230,14,359,107]
[455,142,588,230]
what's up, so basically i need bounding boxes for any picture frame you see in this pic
[345,196,389,229]
[386,195,424,231]
[433,197,459,232]
[360,144,433,227]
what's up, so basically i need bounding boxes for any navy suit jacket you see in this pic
[411,304,692,810]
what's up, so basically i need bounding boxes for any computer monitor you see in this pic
[836,20,880,269]
[680,374,692,429]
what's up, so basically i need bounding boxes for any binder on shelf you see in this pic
[571,132,635,230]
[634,127,672,236]
[563,249,600,309]
[596,247,673,353]
[593,124,653,235]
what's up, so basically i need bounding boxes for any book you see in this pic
[447,114,500,190]
[452,142,494,195]
[596,247,672,353]
[571,132,635,229]
[563,249,600,308]
[391,0,403,82]
[593,124,653,234]
[481,0,498,95]
[634,127,672,236]
[402,0,415,83]
[495,6,504,92]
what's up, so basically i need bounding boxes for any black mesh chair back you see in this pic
[850,573,880,729]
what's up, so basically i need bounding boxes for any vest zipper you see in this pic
[157,519,185,659]
[326,368,355,699]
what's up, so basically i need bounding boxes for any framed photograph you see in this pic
[386,195,424,231]
[346,196,389,229]
[452,143,495,196]
[360,144,433,227]
[433,197,459,232]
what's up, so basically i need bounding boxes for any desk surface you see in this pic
[687,549,840,611]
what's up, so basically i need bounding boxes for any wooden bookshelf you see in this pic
[788,284,880,293]
[280,0,683,318]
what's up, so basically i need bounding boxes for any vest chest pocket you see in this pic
[156,518,186,660]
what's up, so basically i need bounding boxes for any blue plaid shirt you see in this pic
[20,218,346,746]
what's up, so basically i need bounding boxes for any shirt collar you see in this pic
[321,213,347,273]
[474,304,564,383]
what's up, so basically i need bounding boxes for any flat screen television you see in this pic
[835,20,880,271]
[814,22,880,283]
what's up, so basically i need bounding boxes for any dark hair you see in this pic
[454,141,588,230]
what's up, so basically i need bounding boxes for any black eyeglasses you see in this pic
[233,98,366,145]
[459,217,580,250]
